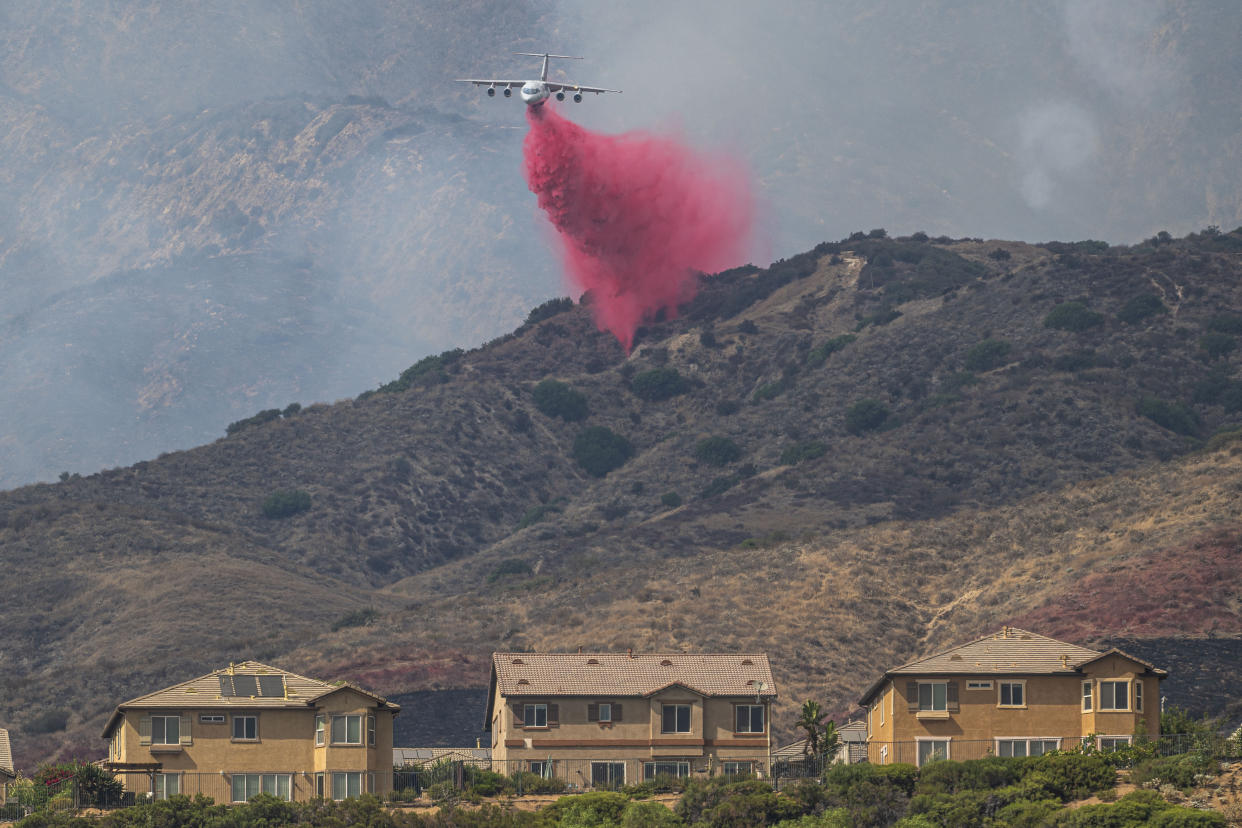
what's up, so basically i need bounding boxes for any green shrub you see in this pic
[532,379,589,421]
[551,791,630,826]
[1136,396,1200,436]
[27,709,70,734]
[700,475,739,498]
[676,778,795,827]
[631,368,688,401]
[1129,752,1219,791]
[524,296,574,326]
[488,559,533,583]
[753,380,788,401]
[807,335,857,367]
[1053,350,1097,372]
[1199,332,1237,359]
[509,771,566,795]
[988,247,1012,261]
[518,502,563,529]
[660,491,683,508]
[963,338,1013,372]
[1052,789,1225,827]
[572,426,633,477]
[694,436,743,465]
[260,489,311,518]
[1208,314,1242,334]
[621,800,685,827]
[377,348,464,394]
[855,308,902,330]
[1117,294,1167,324]
[226,407,282,435]
[1044,301,1104,332]
[715,399,742,416]
[914,756,1031,795]
[331,608,378,631]
[780,440,828,465]
[1028,752,1116,800]
[845,399,890,434]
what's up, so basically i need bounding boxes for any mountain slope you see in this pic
[3,230,1242,767]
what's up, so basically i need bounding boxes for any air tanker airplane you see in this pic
[458,52,620,105]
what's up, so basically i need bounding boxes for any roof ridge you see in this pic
[117,661,332,707]
[896,628,1100,671]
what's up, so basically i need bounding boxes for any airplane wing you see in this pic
[546,82,622,94]
[456,79,526,88]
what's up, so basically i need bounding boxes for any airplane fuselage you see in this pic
[520,82,550,106]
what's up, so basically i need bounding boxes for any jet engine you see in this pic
[487,86,496,97]
[503,88,512,97]
[555,90,566,101]
[573,92,583,103]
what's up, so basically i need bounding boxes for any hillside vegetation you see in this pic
[3,229,1242,767]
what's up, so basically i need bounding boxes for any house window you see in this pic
[644,761,690,779]
[735,704,765,734]
[154,774,180,800]
[523,704,548,729]
[1099,680,1129,711]
[233,774,291,802]
[916,739,950,766]
[1082,681,1093,712]
[1098,736,1132,752]
[529,761,551,777]
[966,681,993,691]
[598,703,612,723]
[367,714,376,746]
[315,773,325,798]
[661,704,691,733]
[1135,681,1143,712]
[998,681,1025,708]
[997,739,1060,757]
[151,715,180,745]
[331,714,363,744]
[315,715,325,746]
[199,714,225,724]
[591,762,625,788]
[879,744,888,764]
[721,761,752,776]
[879,697,885,725]
[918,682,947,712]
[232,715,258,741]
[331,771,363,800]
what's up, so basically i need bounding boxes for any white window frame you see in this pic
[1097,735,1132,752]
[597,703,612,723]
[151,715,180,745]
[529,760,551,777]
[232,715,258,741]
[315,714,325,746]
[916,737,951,766]
[331,771,363,800]
[154,773,180,800]
[644,760,691,779]
[735,704,765,734]
[661,704,692,734]
[1135,680,1143,712]
[995,737,1061,757]
[1082,680,1093,712]
[331,714,364,744]
[591,761,625,787]
[199,714,225,724]
[721,761,752,776]
[966,680,993,691]
[522,704,548,729]
[998,680,1026,708]
[1098,680,1130,711]
[879,695,885,725]
[879,744,888,764]
[918,681,948,712]
[367,714,376,747]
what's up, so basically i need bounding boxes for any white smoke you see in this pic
[1016,102,1100,211]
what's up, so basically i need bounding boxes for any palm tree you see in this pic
[797,700,829,757]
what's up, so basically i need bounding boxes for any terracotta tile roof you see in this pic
[858,628,1167,705]
[102,661,398,738]
[490,652,776,699]
[0,727,13,777]
[393,747,492,766]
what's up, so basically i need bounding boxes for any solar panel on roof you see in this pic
[232,674,258,697]
[258,675,285,698]
[219,676,235,697]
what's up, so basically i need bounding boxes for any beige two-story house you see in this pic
[858,628,1166,765]
[485,651,776,787]
[0,726,14,786]
[102,661,398,802]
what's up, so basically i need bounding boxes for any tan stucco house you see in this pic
[0,726,14,783]
[858,627,1166,765]
[102,661,398,802]
[485,651,776,787]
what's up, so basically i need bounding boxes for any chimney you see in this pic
[627,648,634,659]
[577,646,583,654]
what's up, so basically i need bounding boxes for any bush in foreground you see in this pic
[261,489,311,519]
[572,427,633,477]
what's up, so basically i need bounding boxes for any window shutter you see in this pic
[180,715,192,745]
[139,716,151,745]
[587,703,598,722]
[512,703,524,726]
[548,704,559,727]
[906,682,919,713]
[947,682,959,712]
[613,704,623,722]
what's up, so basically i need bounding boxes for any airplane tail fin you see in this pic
[514,53,583,60]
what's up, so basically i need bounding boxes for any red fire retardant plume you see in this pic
[523,106,755,351]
